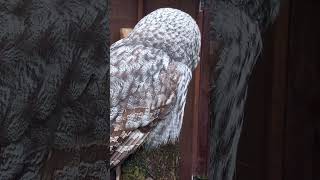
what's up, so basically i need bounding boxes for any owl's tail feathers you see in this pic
[110,130,149,168]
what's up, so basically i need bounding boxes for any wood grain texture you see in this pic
[284,1,320,180]
[110,0,138,43]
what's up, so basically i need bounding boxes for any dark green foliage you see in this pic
[122,144,180,180]
[193,175,209,180]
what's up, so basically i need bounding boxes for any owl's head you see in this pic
[126,8,201,71]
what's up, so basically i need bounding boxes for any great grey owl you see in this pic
[110,8,201,167]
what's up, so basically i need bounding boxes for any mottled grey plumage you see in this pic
[206,0,280,179]
[110,8,201,167]
[0,0,109,179]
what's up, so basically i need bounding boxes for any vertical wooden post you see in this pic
[284,1,320,179]
[265,0,290,179]
[120,28,133,39]
[137,0,144,21]
[191,0,211,178]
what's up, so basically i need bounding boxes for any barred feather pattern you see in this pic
[206,0,280,179]
[110,8,201,168]
[0,0,109,179]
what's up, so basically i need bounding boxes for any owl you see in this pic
[110,8,201,167]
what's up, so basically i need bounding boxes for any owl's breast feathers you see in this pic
[110,43,192,167]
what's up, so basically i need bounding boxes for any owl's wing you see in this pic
[110,102,172,167]
[110,45,191,167]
